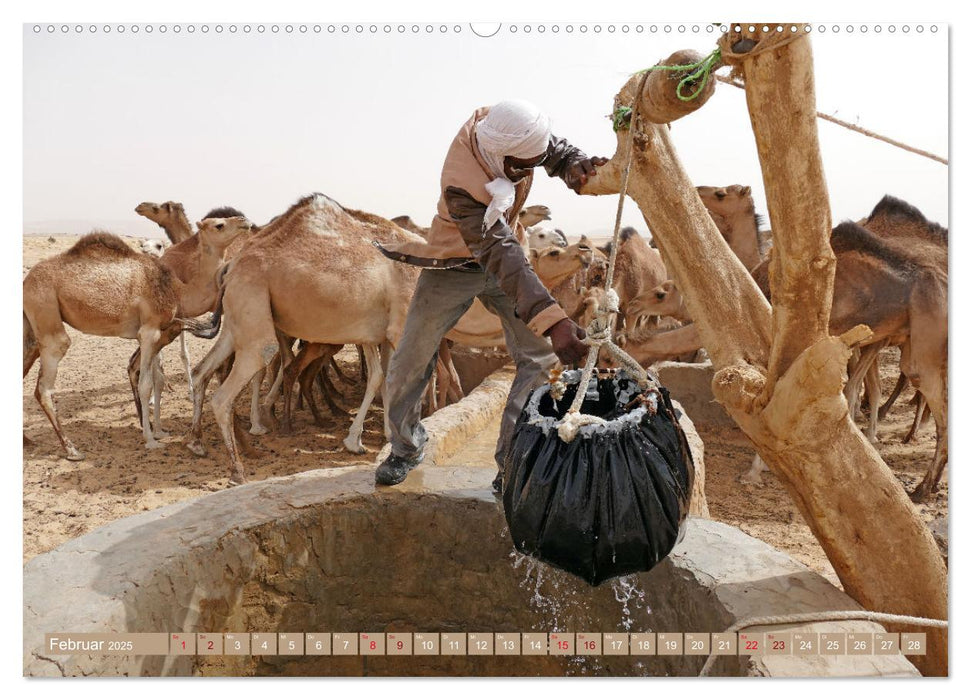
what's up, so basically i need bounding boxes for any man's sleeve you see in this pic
[543,134,588,182]
[444,186,568,336]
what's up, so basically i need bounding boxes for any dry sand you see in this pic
[23,234,947,591]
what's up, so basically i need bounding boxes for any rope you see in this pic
[698,609,948,676]
[612,47,721,131]
[714,56,947,166]
[559,72,658,444]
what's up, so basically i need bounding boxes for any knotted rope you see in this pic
[612,47,721,131]
[558,72,660,443]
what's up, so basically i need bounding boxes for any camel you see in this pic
[131,204,248,417]
[182,194,424,484]
[527,226,568,250]
[445,236,595,349]
[140,239,168,257]
[135,201,194,244]
[390,215,429,237]
[600,227,668,329]
[23,217,253,459]
[696,185,767,271]
[518,204,552,228]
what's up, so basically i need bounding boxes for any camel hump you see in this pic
[203,206,246,219]
[867,195,948,242]
[65,231,140,259]
[831,221,917,271]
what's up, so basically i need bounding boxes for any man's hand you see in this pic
[564,156,610,193]
[546,318,588,366]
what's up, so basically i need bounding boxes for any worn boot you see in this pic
[375,450,425,486]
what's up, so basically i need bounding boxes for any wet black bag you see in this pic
[502,369,694,586]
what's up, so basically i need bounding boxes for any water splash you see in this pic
[610,575,650,631]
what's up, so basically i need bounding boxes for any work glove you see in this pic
[547,318,588,366]
[563,156,610,193]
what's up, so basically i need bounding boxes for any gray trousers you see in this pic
[385,267,558,468]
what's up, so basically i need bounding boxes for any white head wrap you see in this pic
[474,99,552,231]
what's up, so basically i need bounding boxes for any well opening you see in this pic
[172,494,723,677]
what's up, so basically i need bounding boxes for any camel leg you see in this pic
[878,371,909,421]
[23,324,41,448]
[151,354,168,438]
[329,348,354,385]
[300,356,331,426]
[904,394,928,443]
[185,329,235,457]
[281,343,326,433]
[740,453,768,484]
[443,340,465,402]
[906,282,948,501]
[844,343,883,428]
[315,357,351,417]
[248,368,269,435]
[128,348,144,425]
[33,328,84,461]
[380,340,393,440]
[863,352,881,444]
[137,326,164,450]
[343,344,383,454]
[255,336,295,433]
[211,337,278,485]
[181,332,194,406]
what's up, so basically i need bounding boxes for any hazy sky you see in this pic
[23,23,948,238]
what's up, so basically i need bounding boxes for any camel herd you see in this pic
[22,186,947,500]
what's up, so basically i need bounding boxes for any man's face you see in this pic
[503,152,547,182]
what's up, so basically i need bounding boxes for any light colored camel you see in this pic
[527,226,567,250]
[696,185,766,271]
[183,194,423,484]
[23,218,252,459]
[604,227,668,329]
[518,204,552,229]
[140,239,168,257]
[131,204,249,417]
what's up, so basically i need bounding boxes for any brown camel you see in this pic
[601,227,668,329]
[183,194,424,483]
[390,215,429,237]
[696,185,767,271]
[135,201,193,244]
[23,217,252,459]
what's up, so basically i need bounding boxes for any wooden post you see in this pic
[582,28,948,675]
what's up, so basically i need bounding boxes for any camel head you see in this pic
[627,280,690,323]
[196,216,256,254]
[135,201,186,228]
[140,238,168,257]
[696,185,755,221]
[519,204,552,228]
[530,235,594,287]
[527,226,568,250]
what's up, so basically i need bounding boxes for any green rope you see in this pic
[611,46,722,131]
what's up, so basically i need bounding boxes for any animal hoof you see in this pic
[228,474,247,487]
[342,437,366,454]
[153,429,171,439]
[185,440,208,457]
[909,485,931,503]
[249,424,269,436]
[64,447,85,462]
[145,440,165,450]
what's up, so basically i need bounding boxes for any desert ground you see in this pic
[22,234,947,589]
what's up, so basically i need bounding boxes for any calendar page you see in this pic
[20,11,950,685]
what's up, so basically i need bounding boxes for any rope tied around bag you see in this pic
[557,71,661,444]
